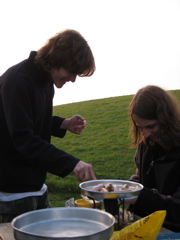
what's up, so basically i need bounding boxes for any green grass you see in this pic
[46,90,180,207]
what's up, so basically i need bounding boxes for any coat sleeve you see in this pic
[1,70,80,178]
[132,186,180,231]
[129,149,140,182]
[128,145,180,231]
[51,116,67,138]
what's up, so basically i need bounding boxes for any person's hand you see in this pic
[68,115,86,134]
[73,161,97,181]
[61,115,86,134]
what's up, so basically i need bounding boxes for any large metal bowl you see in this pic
[12,207,115,240]
[80,179,143,200]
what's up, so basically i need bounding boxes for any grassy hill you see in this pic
[46,89,180,207]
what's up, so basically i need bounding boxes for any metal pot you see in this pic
[12,207,115,240]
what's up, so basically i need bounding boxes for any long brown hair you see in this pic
[35,29,95,76]
[129,85,180,149]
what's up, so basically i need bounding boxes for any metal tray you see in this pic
[80,179,143,200]
[12,207,115,240]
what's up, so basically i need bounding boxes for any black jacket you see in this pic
[0,52,80,193]
[129,142,180,232]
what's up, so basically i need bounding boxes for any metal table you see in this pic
[0,223,14,240]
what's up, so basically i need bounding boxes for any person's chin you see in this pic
[150,135,158,142]
[55,83,65,88]
[144,137,155,146]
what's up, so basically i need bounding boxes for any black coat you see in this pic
[0,52,80,193]
[129,142,180,232]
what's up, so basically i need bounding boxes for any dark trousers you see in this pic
[0,191,51,223]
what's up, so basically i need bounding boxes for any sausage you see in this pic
[112,185,119,192]
[91,184,105,191]
[100,187,108,192]
[91,182,132,193]
[122,184,129,190]
[105,183,113,192]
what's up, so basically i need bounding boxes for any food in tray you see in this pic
[91,183,133,192]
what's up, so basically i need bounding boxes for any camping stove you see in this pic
[87,196,127,230]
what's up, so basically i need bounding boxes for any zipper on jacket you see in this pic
[147,160,154,174]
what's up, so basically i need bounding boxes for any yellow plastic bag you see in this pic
[110,210,166,240]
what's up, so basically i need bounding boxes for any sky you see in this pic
[0,0,180,106]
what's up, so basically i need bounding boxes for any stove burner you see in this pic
[103,198,125,230]
[103,199,119,216]
[86,196,125,230]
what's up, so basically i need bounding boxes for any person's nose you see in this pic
[142,128,151,138]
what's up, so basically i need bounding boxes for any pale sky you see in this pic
[1,0,180,106]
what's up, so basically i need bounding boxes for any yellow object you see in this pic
[110,210,166,240]
[75,199,102,209]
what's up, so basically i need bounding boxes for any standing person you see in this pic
[127,85,180,232]
[0,29,96,223]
